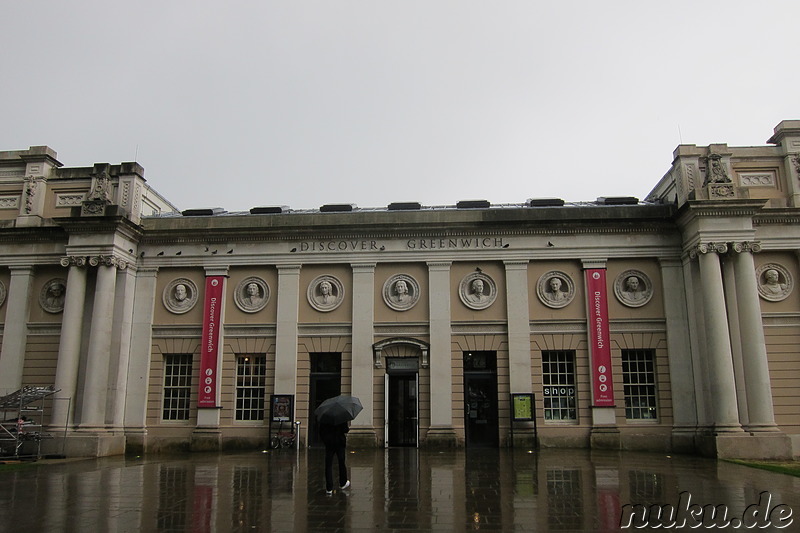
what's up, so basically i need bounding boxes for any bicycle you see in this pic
[270,420,296,449]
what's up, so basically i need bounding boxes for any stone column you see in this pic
[80,255,122,428]
[731,242,780,431]
[274,265,301,395]
[658,257,698,449]
[351,263,375,437]
[123,267,159,454]
[0,266,34,394]
[110,266,137,428]
[426,261,456,446]
[692,243,742,432]
[722,256,749,427]
[51,257,88,428]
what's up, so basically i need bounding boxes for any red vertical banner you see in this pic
[198,276,224,408]
[585,269,615,406]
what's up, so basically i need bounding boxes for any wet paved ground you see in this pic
[1,447,798,532]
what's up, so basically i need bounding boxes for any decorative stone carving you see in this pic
[234,277,269,313]
[0,196,20,209]
[756,263,793,302]
[459,271,497,310]
[163,278,199,314]
[40,278,67,313]
[613,270,653,308]
[738,172,776,187]
[536,271,575,309]
[307,275,344,312]
[81,170,113,216]
[703,153,730,185]
[382,274,420,311]
[0,280,6,308]
[23,176,36,214]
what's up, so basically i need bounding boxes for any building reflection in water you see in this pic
[2,448,799,532]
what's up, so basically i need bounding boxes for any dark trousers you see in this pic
[324,443,348,491]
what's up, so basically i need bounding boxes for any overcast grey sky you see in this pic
[3,2,798,212]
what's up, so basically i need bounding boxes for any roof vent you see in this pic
[181,207,226,216]
[388,202,422,211]
[596,196,639,205]
[320,203,355,212]
[456,199,490,209]
[527,197,565,207]
[250,206,287,214]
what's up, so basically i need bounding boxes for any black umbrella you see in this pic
[314,395,363,425]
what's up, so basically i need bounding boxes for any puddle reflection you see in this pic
[0,448,798,532]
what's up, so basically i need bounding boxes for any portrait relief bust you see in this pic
[163,278,199,314]
[234,277,270,313]
[307,275,344,312]
[459,271,497,310]
[536,271,575,309]
[382,274,420,311]
[613,270,653,308]
[756,263,792,302]
[40,278,67,313]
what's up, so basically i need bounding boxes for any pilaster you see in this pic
[274,265,301,396]
[351,263,376,441]
[426,261,457,447]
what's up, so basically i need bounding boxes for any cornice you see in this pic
[140,221,680,246]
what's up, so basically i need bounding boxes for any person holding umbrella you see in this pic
[314,395,362,494]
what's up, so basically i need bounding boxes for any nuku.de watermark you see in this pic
[620,491,793,529]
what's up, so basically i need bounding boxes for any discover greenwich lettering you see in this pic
[297,237,505,252]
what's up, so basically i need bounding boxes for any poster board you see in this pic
[270,394,294,423]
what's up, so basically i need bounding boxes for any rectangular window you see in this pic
[542,350,577,421]
[622,349,657,420]
[236,355,267,421]
[163,354,192,421]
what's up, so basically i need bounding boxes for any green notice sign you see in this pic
[511,393,534,421]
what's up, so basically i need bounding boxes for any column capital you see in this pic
[688,242,728,260]
[730,241,762,254]
[503,260,529,269]
[276,264,302,273]
[581,259,607,270]
[60,256,87,268]
[351,262,376,273]
[88,254,128,269]
[426,261,452,271]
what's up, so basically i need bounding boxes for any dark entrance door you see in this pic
[464,351,499,447]
[387,374,417,446]
[309,353,341,447]
[386,358,419,447]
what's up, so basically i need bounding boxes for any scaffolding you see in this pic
[0,386,58,460]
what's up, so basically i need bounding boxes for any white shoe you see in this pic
[340,480,350,489]
[325,490,333,495]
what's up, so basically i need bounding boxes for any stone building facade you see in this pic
[0,121,798,459]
